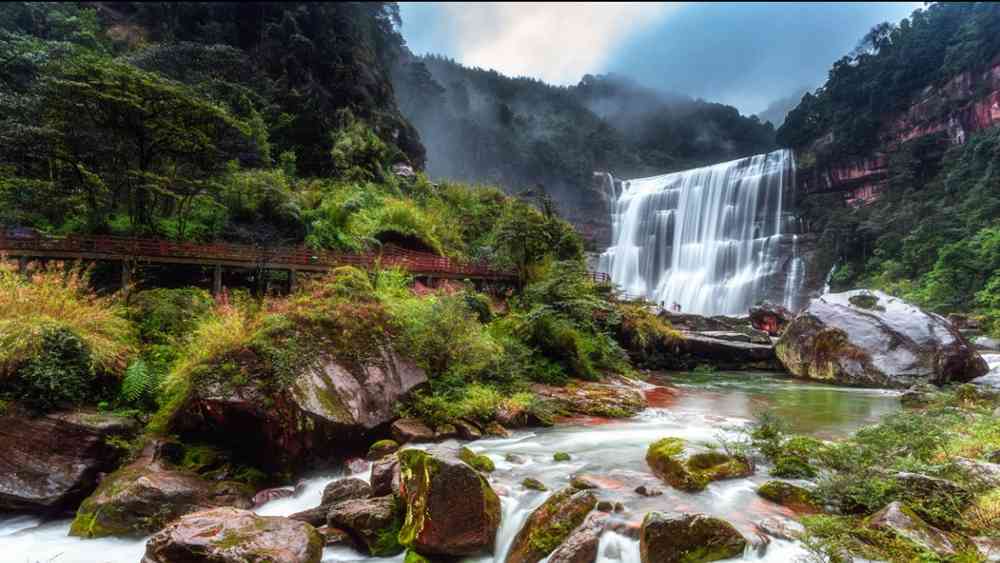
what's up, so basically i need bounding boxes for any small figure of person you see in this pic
[672,302,682,312]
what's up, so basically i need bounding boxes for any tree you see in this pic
[3,55,254,233]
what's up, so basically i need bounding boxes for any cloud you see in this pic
[434,2,678,85]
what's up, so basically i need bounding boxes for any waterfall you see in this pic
[783,235,805,310]
[599,149,796,316]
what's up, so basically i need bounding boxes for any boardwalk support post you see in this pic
[18,256,28,275]
[288,268,297,294]
[213,264,223,296]
[121,260,130,292]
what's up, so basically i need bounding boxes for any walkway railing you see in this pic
[0,233,516,280]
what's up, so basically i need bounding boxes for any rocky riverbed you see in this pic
[0,372,900,563]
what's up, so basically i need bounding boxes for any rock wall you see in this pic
[796,59,1000,206]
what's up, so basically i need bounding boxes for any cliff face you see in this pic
[796,60,1000,206]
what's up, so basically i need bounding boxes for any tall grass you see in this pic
[0,259,134,377]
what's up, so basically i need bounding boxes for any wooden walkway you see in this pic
[0,233,517,292]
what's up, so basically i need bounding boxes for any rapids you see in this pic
[599,150,797,316]
[0,372,899,563]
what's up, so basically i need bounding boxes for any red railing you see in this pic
[0,233,515,279]
[588,271,611,284]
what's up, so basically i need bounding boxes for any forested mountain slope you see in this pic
[777,2,1000,331]
[392,55,777,245]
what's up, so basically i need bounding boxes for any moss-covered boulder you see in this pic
[548,512,607,563]
[645,438,752,492]
[69,445,253,538]
[143,507,323,563]
[327,495,404,556]
[757,481,819,512]
[506,487,597,563]
[0,408,138,512]
[639,512,747,563]
[522,478,548,491]
[167,345,427,471]
[398,448,501,556]
[776,290,987,388]
[289,478,373,526]
[770,455,818,479]
[459,446,495,473]
[368,439,400,460]
[530,377,646,419]
[866,501,957,558]
[553,452,571,462]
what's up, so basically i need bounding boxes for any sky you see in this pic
[399,2,923,115]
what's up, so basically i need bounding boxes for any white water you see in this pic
[782,235,805,311]
[0,373,899,563]
[599,150,796,315]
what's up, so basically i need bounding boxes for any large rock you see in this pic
[756,481,818,512]
[392,418,436,443]
[69,445,253,538]
[531,376,646,419]
[143,507,322,563]
[639,512,747,563]
[171,348,427,470]
[371,454,401,497]
[776,290,988,388]
[749,302,793,336]
[327,495,403,556]
[867,501,956,557]
[548,512,607,563]
[672,332,780,370]
[289,478,373,527]
[645,438,752,492]
[506,487,597,563]
[0,408,138,513]
[398,448,501,556]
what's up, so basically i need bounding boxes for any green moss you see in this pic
[522,478,547,491]
[404,549,432,563]
[459,447,495,473]
[371,496,405,556]
[553,452,571,462]
[368,439,400,459]
[758,481,819,512]
[214,529,256,550]
[848,293,884,311]
[397,449,436,548]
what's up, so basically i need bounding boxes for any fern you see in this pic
[120,359,155,404]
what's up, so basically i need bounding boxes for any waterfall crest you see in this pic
[599,149,796,316]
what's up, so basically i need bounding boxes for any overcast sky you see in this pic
[399,2,923,115]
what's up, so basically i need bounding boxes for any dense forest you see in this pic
[392,54,777,222]
[779,2,1000,333]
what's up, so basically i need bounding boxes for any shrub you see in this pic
[129,287,213,344]
[11,326,97,411]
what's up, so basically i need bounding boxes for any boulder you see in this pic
[455,419,483,440]
[392,418,436,443]
[635,485,663,497]
[367,439,399,460]
[951,458,1000,488]
[316,526,354,547]
[645,438,752,492]
[639,512,747,563]
[672,332,780,370]
[398,448,501,556]
[522,478,548,491]
[776,290,988,388]
[434,423,459,440]
[548,513,607,563]
[142,507,322,563]
[370,454,401,497]
[749,303,793,337]
[70,444,253,538]
[171,348,427,471]
[0,408,138,513]
[975,336,1000,352]
[254,486,295,508]
[506,487,597,563]
[531,377,646,419]
[459,446,495,473]
[754,517,804,541]
[756,481,818,512]
[327,495,403,556]
[289,478,372,527]
[867,501,956,557]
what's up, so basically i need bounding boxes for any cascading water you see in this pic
[783,235,805,311]
[599,149,796,316]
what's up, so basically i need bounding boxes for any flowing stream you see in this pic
[0,372,900,563]
[599,150,796,315]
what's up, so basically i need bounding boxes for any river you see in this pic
[0,372,900,563]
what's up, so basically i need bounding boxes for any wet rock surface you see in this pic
[398,448,501,556]
[547,512,607,563]
[392,418,436,443]
[69,444,254,538]
[639,512,747,563]
[776,290,987,388]
[506,487,597,563]
[645,438,752,492]
[327,495,403,556]
[142,507,323,563]
[867,501,956,557]
[0,408,138,513]
[171,348,426,470]
[289,478,373,527]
